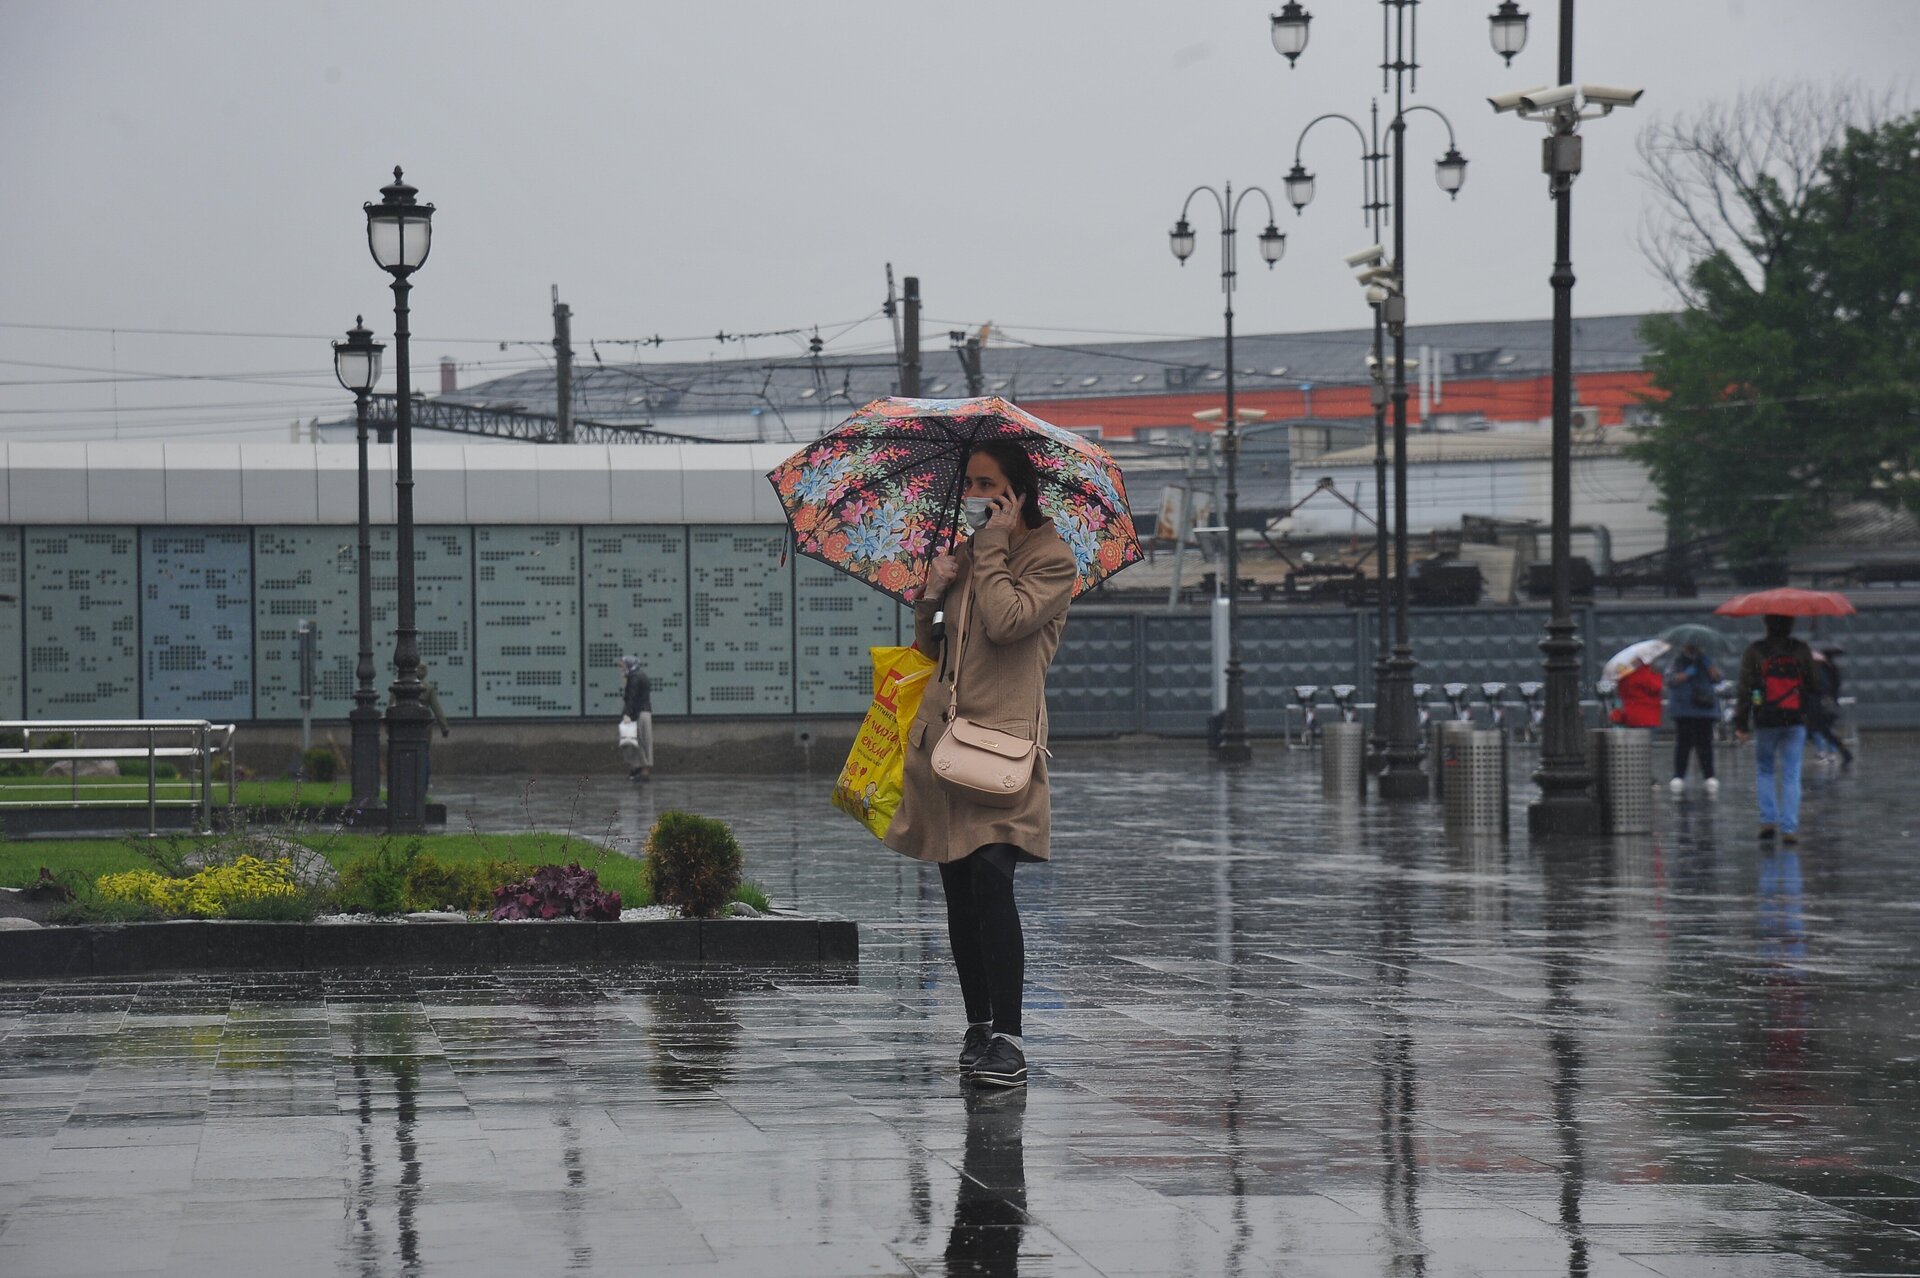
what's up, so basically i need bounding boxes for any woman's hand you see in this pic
[983,492,1020,534]
[925,553,959,600]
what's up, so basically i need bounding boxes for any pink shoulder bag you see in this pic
[929,579,1041,808]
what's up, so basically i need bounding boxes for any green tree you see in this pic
[1632,93,1920,569]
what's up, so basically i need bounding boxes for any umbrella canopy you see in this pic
[1602,638,1670,682]
[1658,623,1733,653]
[767,396,1142,605]
[1714,587,1855,617]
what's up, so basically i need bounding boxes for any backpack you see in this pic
[1753,649,1805,728]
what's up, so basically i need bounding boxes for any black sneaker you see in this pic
[959,1024,995,1074]
[1758,825,1776,841]
[969,1036,1027,1089]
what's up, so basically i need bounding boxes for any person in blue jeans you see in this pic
[1733,615,1819,844]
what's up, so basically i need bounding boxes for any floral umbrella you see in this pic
[767,396,1143,604]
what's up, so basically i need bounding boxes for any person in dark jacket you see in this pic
[1806,647,1854,766]
[1734,615,1820,843]
[1666,643,1723,795]
[619,656,653,781]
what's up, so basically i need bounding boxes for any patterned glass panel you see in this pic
[795,555,900,714]
[689,525,790,714]
[24,527,139,717]
[475,526,580,716]
[141,528,252,718]
[582,527,688,717]
[0,530,21,718]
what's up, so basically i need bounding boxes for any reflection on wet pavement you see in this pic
[5,739,1920,1275]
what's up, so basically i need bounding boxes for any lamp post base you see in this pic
[1214,739,1252,766]
[1376,766,1429,800]
[384,703,434,833]
[1528,792,1602,838]
[348,704,382,809]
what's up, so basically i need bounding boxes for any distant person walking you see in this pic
[619,656,653,782]
[1807,647,1854,766]
[1734,615,1819,844]
[416,662,451,796]
[1666,643,1722,795]
[1612,658,1664,729]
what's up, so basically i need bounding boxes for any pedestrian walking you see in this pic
[1612,658,1664,729]
[1734,614,1820,844]
[885,442,1078,1091]
[1666,643,1722,794]
[1807,646,1854,766]
[618,656,653,782]
[417,662,450,796]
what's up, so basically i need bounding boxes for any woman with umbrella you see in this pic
[771,397,1140,1091]
[1662,625,1724,796]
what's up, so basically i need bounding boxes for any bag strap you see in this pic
[941,552,1047,739]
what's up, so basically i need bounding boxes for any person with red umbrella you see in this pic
[1719,587,1853,844]
[1732,615,1821,843]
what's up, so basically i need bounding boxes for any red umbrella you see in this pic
[1713,587,1856,617]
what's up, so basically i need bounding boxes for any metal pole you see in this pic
[385,273,431,833]
[350,388,382,809]
[901,277,922,396]
[1218,183,1251,764]
[1529,0,1599,835]
[553,286,574,444]
[146,726,156,838]
[1370,303,1390,764]
[1377,2,1428,798]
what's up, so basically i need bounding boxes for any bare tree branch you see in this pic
[1635,80,1898,306]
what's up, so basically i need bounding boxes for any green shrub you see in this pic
[332,838,421,915]
[734,880,771,914]
[301,747,340,783]
[403,854,529,913]
[117,759,179,779]
[645,811,743,918]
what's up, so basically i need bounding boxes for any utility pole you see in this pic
[951,331,984,396]
[901,276,922,397]
[552,285,574,444]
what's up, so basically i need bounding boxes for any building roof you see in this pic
[1312,427,1639,467]
[445,312,1660,424]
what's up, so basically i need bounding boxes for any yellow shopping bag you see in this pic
[832,645,936,839]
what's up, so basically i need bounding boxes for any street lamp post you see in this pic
[1280,5,1469,799]
[331,317,385,811]
[1488,2,1642,835]
[363,167,435,833]
[1169,184,1286,764]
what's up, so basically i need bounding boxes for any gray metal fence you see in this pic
[1046,600,1920,736]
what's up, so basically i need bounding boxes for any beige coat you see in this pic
[883,520,1077,864]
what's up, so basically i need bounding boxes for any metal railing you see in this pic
[0,720,237,835]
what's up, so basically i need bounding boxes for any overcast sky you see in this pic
[2,0,1914,442]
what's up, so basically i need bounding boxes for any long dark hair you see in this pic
[970,440,1045,529]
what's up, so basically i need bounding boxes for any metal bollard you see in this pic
[1322,722,1366,800]
[1442,726,1508,833]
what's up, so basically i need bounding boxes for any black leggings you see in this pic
[938,844,1025,1037]
[1673,717,1716,780]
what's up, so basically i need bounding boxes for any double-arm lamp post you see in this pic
[1273,0,1472,799]
[1167,185,1286,764]
[1486,1,1642,835]
[1284,103,1464,774]
[331,318,384,811]
[363,168,435,833]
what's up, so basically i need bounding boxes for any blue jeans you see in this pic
[1754,725,1805,833]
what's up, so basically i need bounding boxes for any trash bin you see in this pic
[1432,720,1475,803]
[1592,727,1652,834]
[1322,722,1366,800]
[1442,727,1508,833]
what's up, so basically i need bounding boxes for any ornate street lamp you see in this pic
[1169,182,1285,764]
[1489,1,1530,65]
[332,317,384,812]
[1269,3,1312,66]
[364,166,435,832]
[1280,10,1471,800]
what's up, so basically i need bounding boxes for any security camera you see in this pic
[1489,85,1548,113]
[1519,84,1580,111]
[1355,264,1397,286]
[1343,244,1386,268]
[1582,83,1645,109]
[1364,283,1389,305]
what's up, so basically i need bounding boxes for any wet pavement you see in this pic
[5,736,1920,1276]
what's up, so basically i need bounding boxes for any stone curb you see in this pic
[0,918,858,980]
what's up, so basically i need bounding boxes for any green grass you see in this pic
[1,832,654,906]
[0,775,355,809]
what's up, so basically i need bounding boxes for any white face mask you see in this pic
[963,496,995,530]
